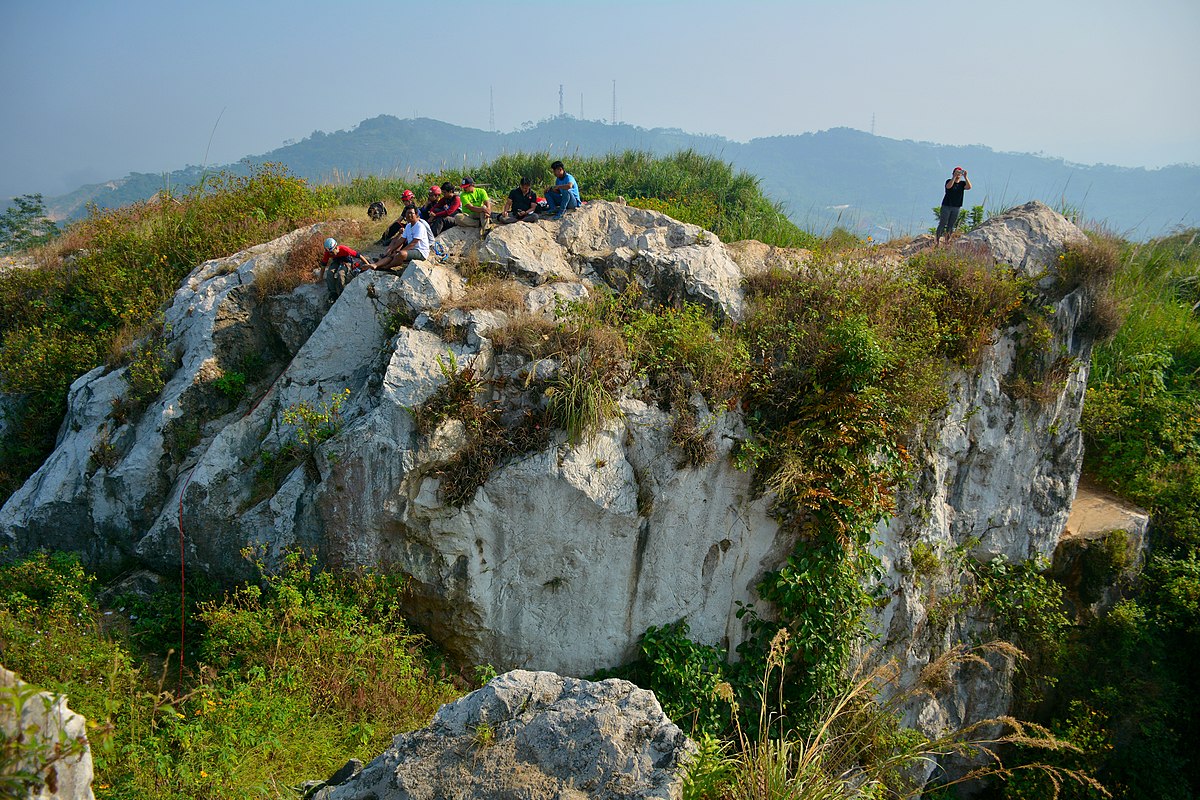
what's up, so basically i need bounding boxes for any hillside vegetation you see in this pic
[1,153,1197,798]
[38,116,1200,240]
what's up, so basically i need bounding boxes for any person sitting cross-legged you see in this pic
[544,160,580,220]
[427,181,462,236]
[418,184,442,221]
[498,176,540,224]
[371,205,433,272]
[455,176,492,237]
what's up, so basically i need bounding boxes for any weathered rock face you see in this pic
[870,199,1094,736]
[1,200,1096,741]
[305,670,694,800]
[1,668,96,800]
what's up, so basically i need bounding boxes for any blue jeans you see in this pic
[546,190,580,217]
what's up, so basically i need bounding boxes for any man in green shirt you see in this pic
[457,176,492,237]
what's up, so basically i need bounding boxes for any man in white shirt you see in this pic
[372,205,433,272]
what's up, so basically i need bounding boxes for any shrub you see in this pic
[0,551,460,799]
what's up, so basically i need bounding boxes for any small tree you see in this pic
[0,194,60,254]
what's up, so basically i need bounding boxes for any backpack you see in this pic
[367,201,388,221]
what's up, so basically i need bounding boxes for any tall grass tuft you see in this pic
[684,635,1107,799]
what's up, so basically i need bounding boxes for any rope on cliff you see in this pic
[177,464,197,688]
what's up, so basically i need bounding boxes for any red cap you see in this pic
[401,190,415,200]
[430,185,442,194]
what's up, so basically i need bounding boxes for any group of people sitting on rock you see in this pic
[317,161,583,298]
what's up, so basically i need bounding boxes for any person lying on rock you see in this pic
[544,160,581,220]
[318,237,372,300]
[418,184,442,221]
[498,176,541,224]
[455,176,493,237]
[371,205,433,272]
[936,166,972,245]
[428,181,462,236]
[377,190,418,246]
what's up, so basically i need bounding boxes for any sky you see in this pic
[2,0,1198,201]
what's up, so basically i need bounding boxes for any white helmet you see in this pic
[323,237,337,252]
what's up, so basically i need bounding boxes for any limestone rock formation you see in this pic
[0,199,1099,749]
[1,668,95,800]
[871,200,1095,737]
[304,670,694,800]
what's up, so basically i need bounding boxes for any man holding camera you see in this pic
[936,166,972,245]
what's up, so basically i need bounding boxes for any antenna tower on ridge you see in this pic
[559,84,564,117]
[612,80,617,125]
[580,93,584,120]
[490,86,495,131]
[871,113,876,136]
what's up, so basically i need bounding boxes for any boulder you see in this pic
[0,201,1105,764]
[1050,476,1150,618]
[1,668,95,800]
[307,670,694,800]
[481,221,577,285]
[957,200,1087,284]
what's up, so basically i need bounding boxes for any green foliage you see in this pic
[965,556,1070,678]
[331,150,819,249]
[997,229,1200,799]
[0,194,59,254]
[210,371,246,403]
[929,203,986,234]
[123,326,175,410]
[281,388,350,452]
[613,621,734,738]
[682,638,1103,800]
[0,164,335,504]
[0,551,458,799]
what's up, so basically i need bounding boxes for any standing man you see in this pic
[544,160,581,220]
[936,166,972,245]
[456,176,492,237]
[498,177,540,224]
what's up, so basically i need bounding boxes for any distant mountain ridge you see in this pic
[45,115,1199,239]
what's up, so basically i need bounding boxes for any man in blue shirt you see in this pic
[545,160,581,220]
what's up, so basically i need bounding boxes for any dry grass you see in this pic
[256,220,366,299]
[442,277,527,314]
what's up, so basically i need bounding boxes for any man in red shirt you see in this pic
[319,237,371,300]
[427,181,462,236]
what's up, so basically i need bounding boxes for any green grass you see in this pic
[0,551,461,799]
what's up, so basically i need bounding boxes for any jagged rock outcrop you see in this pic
[303,670,694,800]
[1,668,96,800]
[1,200,1097,743]
[871,200,1094,737]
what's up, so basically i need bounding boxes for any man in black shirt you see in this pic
[936,166,972,245]
[498,177,541,224]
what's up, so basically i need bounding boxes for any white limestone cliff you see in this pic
[1,200,1094,742]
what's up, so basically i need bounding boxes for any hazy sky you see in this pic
[2,0,1197,200]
